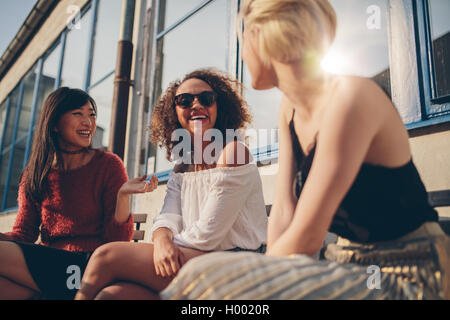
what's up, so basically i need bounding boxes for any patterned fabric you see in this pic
[161,231,450,300]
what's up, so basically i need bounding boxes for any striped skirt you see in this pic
[161,223,449,300]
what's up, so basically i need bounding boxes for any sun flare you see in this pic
[321,50,348,74]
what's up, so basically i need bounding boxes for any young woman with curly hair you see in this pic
[75,69,268,300]
[151,68,253,164]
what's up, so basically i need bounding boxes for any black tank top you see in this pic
[289,111,438,243]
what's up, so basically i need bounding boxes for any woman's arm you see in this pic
[266,97,298,249]
[152,227,187,278]
[4,175,41,243]
[101,154,153,242]
[267,79,386,256]
[114,175,158,223]
[150,173,185,277]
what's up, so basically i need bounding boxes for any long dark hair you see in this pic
[24,87,97,202]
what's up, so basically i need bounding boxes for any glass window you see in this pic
[2,85,21,148]
[158,0,207,32]
[324,0,391,96]
[34,42,62,128]
[88,72,114,149]
[17,66,38,140]
[157,0,228,92]
[242,65,282,146]
[0,100,8,145]
[90,0,122,86]
[5,138,26,208]
[60,8,93,89]
[0,150,11,206]
[152,0,229,172]
[429,0,450,98]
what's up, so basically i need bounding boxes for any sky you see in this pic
[0,0,38,57]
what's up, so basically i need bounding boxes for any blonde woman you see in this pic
[161,0,450,300]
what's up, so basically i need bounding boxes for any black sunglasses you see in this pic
[174,91,217,109]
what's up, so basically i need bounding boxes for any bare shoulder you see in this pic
[339,76,391,107]
[216,141,252,168]
[324,76,390,123]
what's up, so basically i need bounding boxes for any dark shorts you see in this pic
[12,241,92,300]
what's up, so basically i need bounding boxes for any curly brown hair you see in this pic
[150,68,252,160]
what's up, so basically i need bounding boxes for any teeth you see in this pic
[78,131,91,136]
[190,116,206,120]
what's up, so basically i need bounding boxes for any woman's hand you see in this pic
[119,175,158,196]
[153,228,186,278]
[114,175,158,224]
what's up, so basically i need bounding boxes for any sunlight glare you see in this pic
[321,50,348,74]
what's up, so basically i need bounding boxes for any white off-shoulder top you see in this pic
[150,163,268,251]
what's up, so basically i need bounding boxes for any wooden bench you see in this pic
[264,189,450,235]
[132,190,450,243]
[132,213,148,242]
[428,189,450,235]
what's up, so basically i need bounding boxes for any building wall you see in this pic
[0,0,89,104]
[409,127,450,218]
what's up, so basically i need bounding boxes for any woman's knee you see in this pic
[89,242,121,267]
[0,241,39,292]
[94,282,159,300]
[0,241,24,274]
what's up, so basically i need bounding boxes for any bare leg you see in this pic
[94,282,160,300]
[75,241,204,300]
[0,241,40,299]
[0,276,39,300]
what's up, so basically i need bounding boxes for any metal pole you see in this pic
[109,0,136,159]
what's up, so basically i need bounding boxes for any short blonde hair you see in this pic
[239,0,336,67]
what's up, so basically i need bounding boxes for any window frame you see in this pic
[1,81,25,210]
[144,0,229,181]
[408,0,450,129]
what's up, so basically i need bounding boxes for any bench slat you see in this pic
[428,190,450,207]
[265,190,450,235]
[132,230,145,241]
[266,205,271,216]
[133,213,148,224]
[440,218,450,236]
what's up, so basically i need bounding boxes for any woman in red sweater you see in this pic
[0,87,158,299]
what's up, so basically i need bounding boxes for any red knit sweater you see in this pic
[6,149,134,252]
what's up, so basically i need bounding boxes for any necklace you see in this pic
[58,147,88,154]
